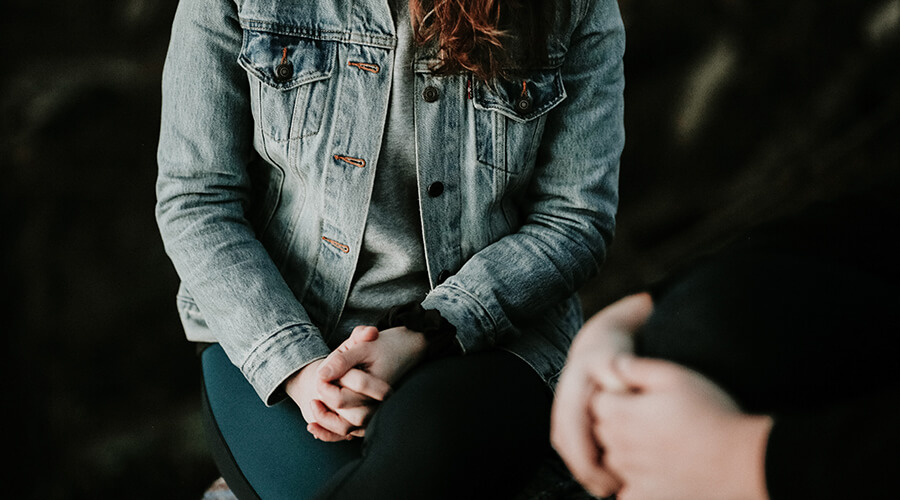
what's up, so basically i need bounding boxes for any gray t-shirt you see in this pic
[337,0,429,334]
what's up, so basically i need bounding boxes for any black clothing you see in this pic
[635,189,900,499]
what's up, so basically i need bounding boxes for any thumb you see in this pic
[348,325,379,343]
[611,355,684,391]
[318,344,370,382]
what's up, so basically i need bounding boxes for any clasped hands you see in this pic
[285,325,428,442]
[551,293,772,500]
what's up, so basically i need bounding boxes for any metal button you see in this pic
[437,270,451,284]
[423,86,439,103]
[427,181,444,197]
[516,96,533,114]
[274,62,293,83]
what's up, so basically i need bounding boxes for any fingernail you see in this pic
[319,365,333,379]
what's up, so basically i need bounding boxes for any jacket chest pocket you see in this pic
[473,69,566,173]
[239,29,335,142]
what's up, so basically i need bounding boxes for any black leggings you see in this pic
[201,344,553,499]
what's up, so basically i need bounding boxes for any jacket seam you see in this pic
[239,19,396,48]
[240,321,319,372]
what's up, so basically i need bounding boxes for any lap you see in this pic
[201,344,362,499]
[202,344,552,500]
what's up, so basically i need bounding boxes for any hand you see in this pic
[318,324,428,387]
[551,293,654,498]
[285,329,392,442]
[592,356,772,500]
[310,326,393,440]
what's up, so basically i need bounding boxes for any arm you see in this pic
[765,388,900,500]
[421,0,626,350]
[550,293,653,498]
[155,0,329,404]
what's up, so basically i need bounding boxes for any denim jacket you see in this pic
[156,0,625,404]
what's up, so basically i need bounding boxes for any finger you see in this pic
[583,357,628,393]
[310,399,355,437]
[335,326,380,353]
[601,292,654,331]
[335,405,375,428]
[553,397,624,496]
[614,485,635,500]
[551,365,616,492]
[550,364,595,459]
[611,355,684,391]
[552,365,625,498]
[581,470,624,499]
[338,368,392,401]
[581,293,654,343]
[589,389,629,432]
[349,325,379,342]
[307,422,354,442]
[318,344,372,382]
[316,377,373,409]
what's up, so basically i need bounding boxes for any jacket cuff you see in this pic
[240,323,331,405]
[421,284,503,353]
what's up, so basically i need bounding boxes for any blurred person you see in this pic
[155,0,626,497]
[552,190,900,499]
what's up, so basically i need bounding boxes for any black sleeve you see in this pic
[766,389,900,500]
[634,184,900,498]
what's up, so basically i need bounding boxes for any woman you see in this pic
[156,0,624,497]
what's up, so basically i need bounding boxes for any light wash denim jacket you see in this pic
[156,0,625,404]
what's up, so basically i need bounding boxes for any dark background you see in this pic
[3,0,898,498]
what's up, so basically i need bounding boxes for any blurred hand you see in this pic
[551,293,654,498]
[592,356,772,500]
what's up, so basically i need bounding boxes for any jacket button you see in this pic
[274,62,293,83]
[437,270,451,284]
[423,86,440,102]
[516,96,533,114]
[427,181,444,197]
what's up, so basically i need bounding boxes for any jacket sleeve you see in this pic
[422,0,625,351]
[155,0,329,404]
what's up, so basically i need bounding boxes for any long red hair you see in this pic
[410,0,553,81]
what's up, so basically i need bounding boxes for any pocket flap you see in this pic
[473,69,567,123]
[239,29,335,90]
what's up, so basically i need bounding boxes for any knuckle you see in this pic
[351,373,371,392]
[321,418,348,436]
[316,383,341,407]
[328,353,348,369]
[345,412,365,427]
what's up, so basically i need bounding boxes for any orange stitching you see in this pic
[348,61,381,73]
[322,236,350,253]
[520,80,528,97]
[333,154,366,168]
[280,47,289,65]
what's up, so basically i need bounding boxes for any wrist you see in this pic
[395,326,429,368]
[284,359,322,397]
[377,302,459,361]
